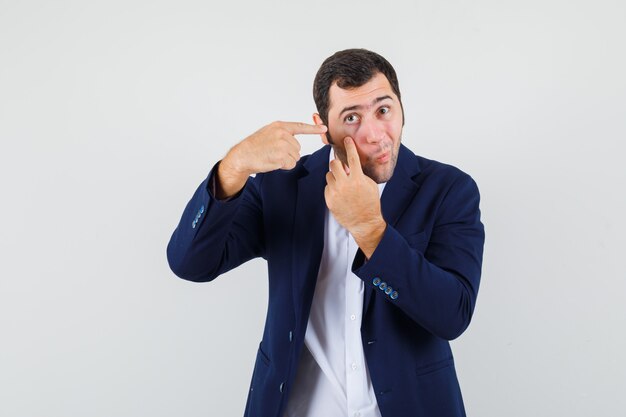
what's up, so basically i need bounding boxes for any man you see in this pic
[167,49,485,417]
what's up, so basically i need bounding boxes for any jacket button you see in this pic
[372,277,382,286]
[379,282,387,291]
[391,291,399,300]
[200,205,205,213]
[385,286,393,295]
[289,331,293,342]
[279,382,285,393]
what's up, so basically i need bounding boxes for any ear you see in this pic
[312,113,329,145]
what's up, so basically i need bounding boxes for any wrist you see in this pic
[222,147,251,178]
[353,217,386,259]
[215,152,250,199]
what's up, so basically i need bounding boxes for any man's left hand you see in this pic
[324,137,387,258]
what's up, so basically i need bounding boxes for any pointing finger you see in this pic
[280,121,328,136]
[343,137,363,174]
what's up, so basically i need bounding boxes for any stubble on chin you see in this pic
[362,154,397,184]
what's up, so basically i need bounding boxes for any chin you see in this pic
[364,167,394,184]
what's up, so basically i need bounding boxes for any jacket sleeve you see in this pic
[166,161,265,282]
[352,173,485,340]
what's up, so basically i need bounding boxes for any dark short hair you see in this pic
[313,48,404,127]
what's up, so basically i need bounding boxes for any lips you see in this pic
[375,152,390,163]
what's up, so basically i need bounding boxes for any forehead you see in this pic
[328,72,396,115]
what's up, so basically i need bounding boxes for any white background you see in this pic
[1,0,625,416]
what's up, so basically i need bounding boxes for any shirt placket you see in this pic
[345,230,365,417]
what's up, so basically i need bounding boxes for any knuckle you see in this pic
[276,130,289,141]
[269,120,283,130]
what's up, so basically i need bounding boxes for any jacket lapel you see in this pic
[291,146,330,327]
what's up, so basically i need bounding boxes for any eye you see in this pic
[379,106,390,115]
[344,114,360,124]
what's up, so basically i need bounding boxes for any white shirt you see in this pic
[284,151,385,417]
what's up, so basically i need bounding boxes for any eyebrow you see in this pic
[338,95,394,117]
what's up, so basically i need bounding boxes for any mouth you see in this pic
[375,152,390,163]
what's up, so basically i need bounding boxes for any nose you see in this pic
[359,118,384,144]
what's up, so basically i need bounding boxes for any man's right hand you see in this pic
[215,121,327,199]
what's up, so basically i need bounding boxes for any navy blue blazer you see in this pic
[167,144,485,417]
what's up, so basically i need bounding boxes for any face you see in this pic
[316,72,404,184]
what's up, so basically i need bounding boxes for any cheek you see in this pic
[385,119,402,137]
[333,124,358,139]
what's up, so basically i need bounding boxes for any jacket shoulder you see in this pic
[405,148,477,190]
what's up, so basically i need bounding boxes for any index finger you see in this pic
[280,121,328,135]
[344,136,363,174]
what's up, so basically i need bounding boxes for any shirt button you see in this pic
[354,412,361,417]
[351,363,358,371]
[350,314,356,321]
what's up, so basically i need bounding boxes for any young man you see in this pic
[167,49,485,417]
